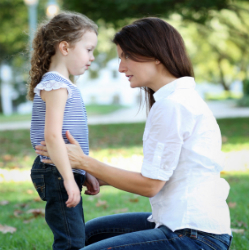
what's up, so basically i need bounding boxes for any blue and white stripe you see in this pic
[30,71,88,175]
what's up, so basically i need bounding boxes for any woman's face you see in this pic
[116,45,159,90]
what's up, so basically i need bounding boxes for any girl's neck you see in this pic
[48,66,70,80]
[48,54,70,80]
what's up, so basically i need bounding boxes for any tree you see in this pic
[177,1,249,90]
[63,0,238,26]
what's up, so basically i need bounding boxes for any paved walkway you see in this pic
[0,100,248,130]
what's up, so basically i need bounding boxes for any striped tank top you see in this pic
[30,71,88,175]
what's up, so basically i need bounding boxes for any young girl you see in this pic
[28,12,99,250]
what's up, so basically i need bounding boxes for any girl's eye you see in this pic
[125,54,129,59]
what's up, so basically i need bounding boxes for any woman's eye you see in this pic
[125,54,129,59]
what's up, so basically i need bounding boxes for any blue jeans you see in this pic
[82,213,232,250]
[31,156,86,250]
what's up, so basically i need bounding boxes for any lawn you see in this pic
[0,172,248,250]
[0,104,126,123]
[0,117,249,249]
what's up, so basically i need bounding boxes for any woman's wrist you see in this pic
[79,153,91,171]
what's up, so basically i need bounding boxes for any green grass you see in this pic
[0,104,126,123]
[0,172,248,250]
[221,171,249,250]
[0,118,248,249]
[0,118,248,169]
[205,91,243,101]
[217,118,249,152]
[85,104,127,115]
[0,114,31,123]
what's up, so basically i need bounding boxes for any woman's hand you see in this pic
[35,131,86,169]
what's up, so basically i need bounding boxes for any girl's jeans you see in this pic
[82,213,232,250]
[31,156,86,250]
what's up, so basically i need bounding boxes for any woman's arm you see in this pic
[42,89,80,207]
[36,131,166,198]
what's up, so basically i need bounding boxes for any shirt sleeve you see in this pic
[34,80,72,99]
[141,99,194,181]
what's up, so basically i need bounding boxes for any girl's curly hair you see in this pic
[27,11,98,100]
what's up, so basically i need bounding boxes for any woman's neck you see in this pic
[150,74,178,92]
[148,63,178,92]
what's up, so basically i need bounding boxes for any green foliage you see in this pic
[168,2,249,89]
[63,0,236,26]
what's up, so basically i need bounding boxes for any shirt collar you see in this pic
[153,77,195,102]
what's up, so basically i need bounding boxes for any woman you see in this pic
[36,17,232,250]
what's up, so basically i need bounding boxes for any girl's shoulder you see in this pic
[34,72,73,98]
[42,71,72,85]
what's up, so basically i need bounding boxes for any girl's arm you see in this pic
[41,88,80,207]
[37,131,166,198]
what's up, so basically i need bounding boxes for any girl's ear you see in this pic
[58,41,69,56]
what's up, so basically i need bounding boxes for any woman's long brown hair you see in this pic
[27,11,98,100]
[113,17,194,111]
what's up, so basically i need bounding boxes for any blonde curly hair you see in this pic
[27,11,98,100]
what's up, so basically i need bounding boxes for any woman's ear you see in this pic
[58,41,69,56]
[155,59,161,65]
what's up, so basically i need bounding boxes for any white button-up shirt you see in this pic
[141,77,231,234]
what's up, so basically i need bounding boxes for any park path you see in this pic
[0,100,249,131]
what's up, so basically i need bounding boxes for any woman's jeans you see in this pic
[82,213,232,250]
[31,156,86,250]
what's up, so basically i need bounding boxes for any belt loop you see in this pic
[190,229,197,239]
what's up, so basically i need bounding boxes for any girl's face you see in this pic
[66,30,98,76]
[116,45,159,90]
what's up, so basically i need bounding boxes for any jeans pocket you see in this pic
[196,235,228,250]
[31,174,46,201]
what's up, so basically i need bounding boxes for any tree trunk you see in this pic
[0,63,3,113]
[218,57,230,91]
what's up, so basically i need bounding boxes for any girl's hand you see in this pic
[84,173,100,195]
[35,131,86,168]
[97,178,109,186]
[64,179,81,208]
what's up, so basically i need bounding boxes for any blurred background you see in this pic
[0,0,248,118]
[0,1,249,249]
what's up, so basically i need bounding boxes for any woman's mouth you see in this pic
[126,75,133,81]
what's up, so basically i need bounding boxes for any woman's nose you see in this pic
[118,61,127,73]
